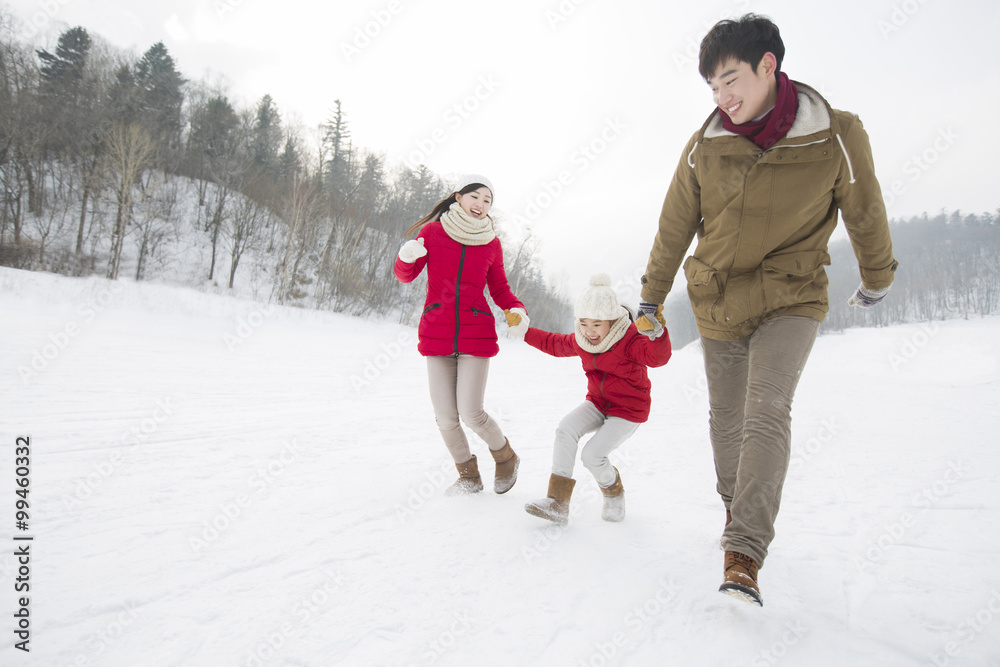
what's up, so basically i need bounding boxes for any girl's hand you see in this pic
[398,238,427,263]
[504,308,529,338]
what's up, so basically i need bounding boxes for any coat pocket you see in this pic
[759,250,831,311]
[422,302,442,317]
[683,256,723,322]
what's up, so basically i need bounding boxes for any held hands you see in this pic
[636,302,666,340]
[848,283,891,308]
[398,238,427,263]
[504,308,529,338]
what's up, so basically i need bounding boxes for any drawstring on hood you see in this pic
[835,134,857,184]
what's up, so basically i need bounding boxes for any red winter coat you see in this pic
[394,221,524,357]
[524,325,672,422]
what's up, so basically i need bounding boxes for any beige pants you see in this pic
[701,315,820,566]
[426,355,506,464]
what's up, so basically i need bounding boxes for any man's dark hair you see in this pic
[698,14,785,81]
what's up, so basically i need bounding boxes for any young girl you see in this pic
[394,175,528,496]
[521,273,671,523]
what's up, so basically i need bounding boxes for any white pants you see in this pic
[552,401,639,487]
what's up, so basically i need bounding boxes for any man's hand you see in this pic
[848,284,890,308]
[636,302,666,339]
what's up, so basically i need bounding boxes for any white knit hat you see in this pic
[575,273,624,321]
[455,174,495,201]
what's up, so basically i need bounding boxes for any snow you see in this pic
[2,266,999,667]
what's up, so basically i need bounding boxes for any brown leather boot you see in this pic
[524,474,576,524]
[719,551,762,606]
[489,439,519,494]
[446,455,484,496]
[600,467,625,522]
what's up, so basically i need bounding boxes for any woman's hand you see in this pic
[504,308,529,338]
[398,238,427,263]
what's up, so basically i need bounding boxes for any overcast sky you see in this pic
[6,0,997,299]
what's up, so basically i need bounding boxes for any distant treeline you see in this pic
[824,210,1000,331]
[0,15,571,329]
[3,15,994,339]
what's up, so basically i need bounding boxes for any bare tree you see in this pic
[132,172,179,280]
[104,122,155,279]
[275,173,323,304]
[30,195,73,262]
[227,191,270,289]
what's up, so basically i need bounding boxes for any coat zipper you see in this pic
[595,353,610,412]
[454,245,467,354]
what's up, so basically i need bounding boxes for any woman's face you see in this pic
[455,187,493,219]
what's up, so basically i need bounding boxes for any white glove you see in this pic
[848,283,890,308]
[398,238,427,263]
[504,307,529,338]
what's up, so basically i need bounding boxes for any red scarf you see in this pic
[721,72,799,150]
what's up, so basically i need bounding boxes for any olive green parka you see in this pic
[641,83,898,341]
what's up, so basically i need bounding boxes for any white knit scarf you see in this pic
[439,202,496,246]
[575,310,631,354]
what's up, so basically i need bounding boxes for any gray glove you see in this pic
[848,284,890,308]
[636,302,665,340]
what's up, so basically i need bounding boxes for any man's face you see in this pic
[707,55,777,125]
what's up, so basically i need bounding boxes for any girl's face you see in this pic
[708,54,778,125]
[579,319,612,345]
[455,187,493,219]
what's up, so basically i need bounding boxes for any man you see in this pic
[637,14,898,606]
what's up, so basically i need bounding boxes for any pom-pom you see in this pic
[589,272,612,287]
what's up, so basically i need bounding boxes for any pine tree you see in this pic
[37,26,91,100]
[252,94,282,177]
[133,42,185,161]
[322,99,352,195]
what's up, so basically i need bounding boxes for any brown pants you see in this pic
[426,354,507,464]
[701,315,820,566]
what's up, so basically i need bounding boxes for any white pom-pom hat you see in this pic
[575,273,624,321]
[455,174,495,201]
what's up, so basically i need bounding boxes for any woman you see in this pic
[394,175,528,496]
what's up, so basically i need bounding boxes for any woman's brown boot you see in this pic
[490,439,519,494]
[446,455,484,496]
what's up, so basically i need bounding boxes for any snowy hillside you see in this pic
[1,267,999,667]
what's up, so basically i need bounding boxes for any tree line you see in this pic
[4,15,995,339]
[822,209,1000,332]
[0,15,572,330]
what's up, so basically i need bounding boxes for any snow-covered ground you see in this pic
[1,267,998,667]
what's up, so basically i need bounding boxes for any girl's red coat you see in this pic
[523,325,672,422]
[394,221,524,357]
